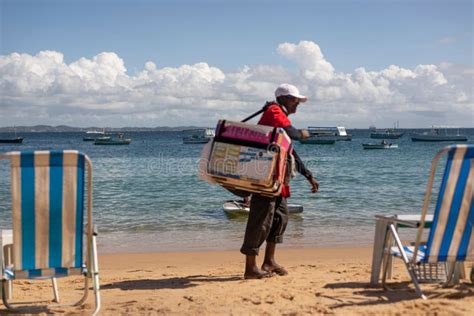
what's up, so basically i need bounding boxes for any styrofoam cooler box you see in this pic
[206,120,291,196]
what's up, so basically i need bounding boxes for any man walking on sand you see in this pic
[241,83,319,279]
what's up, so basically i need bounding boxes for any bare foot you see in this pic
[261,263,288,276]
[244,268,274,279]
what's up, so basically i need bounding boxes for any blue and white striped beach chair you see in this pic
[380,145,474,299]
[0,150,100,314]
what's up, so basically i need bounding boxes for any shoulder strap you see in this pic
[241,101,273,122]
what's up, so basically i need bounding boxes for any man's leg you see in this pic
[240,194,276,279]
[244,255,273,279]
[262,196,289,275]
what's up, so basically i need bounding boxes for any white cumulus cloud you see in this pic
[277,41,335,82]
[0,40,472,128]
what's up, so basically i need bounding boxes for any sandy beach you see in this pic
[1,247,473,315]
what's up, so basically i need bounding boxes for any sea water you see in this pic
[0,129,473,253]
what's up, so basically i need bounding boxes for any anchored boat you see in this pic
[411,127,467,142]
[0,137,24,144]
[0,127,24,144]
[94,133,131,145]
[300,136,336,144]
[370,129,404,139]
[223,200,303,216]
[83,129,107,141]
[183,128,215,144]
[300,125,351,144]
[305,126,352,141]
[362,140,398,150]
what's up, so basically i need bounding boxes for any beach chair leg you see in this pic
[387,254,394,280]
[73,276,89,307]
[470,264,474,283]
[2,230,13,301]
[51,277,60,303]
[457,262,465,280]
[381,229,394,286]
[1,279,16,311]
[452,263,462,284]
[407,267,426,299]
[381,250,392,288]
[2,280,8,309]
[6,278,12,300]
[91,227,101,316]
[386,230,394,280]
[388,224,427,300]
[7,280,12,300]
[92,273,101,316]
[3,244,13,300]
[443,262,462,287]
[381,228,397,291]
[371,218,390,286]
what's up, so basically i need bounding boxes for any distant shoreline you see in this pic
[0,126,206,133]
[1,126,473,133]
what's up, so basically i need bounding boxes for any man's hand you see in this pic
[301,129,310,140]
[308,177,319,193]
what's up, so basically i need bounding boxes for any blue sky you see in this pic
[0,0,473,127]
[3,0,472,72]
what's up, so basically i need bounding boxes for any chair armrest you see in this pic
[374,215,418,228]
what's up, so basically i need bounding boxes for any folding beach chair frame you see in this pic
[0,152,101,315]
[379,145,472,300]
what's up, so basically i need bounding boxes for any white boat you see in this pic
[183,128,215,144]
[306,126,352,141]
[86,130,105,134]
[223,200,303,216]
[411,127,467,142]
[83,129,106,141]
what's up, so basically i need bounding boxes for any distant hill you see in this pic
[0,125,205,133]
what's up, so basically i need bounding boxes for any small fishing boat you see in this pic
[0,127,24,144]
[94,133,131,145]
[0,137,24,144]
[362,140,398,150]
[183,128,215,144]
[223,200,303,216]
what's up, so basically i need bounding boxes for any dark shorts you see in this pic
[240,194,289,256]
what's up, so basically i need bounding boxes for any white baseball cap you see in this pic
[274,83,308,102]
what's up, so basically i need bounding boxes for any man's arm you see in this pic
[283,125,319,193]
[292,150,313,180]
[293,150,319,193]
[283,125,308,140]
[283,125,312,178]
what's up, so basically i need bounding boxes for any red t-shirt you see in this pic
[258,103,291,128]
[258,103,291,197]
